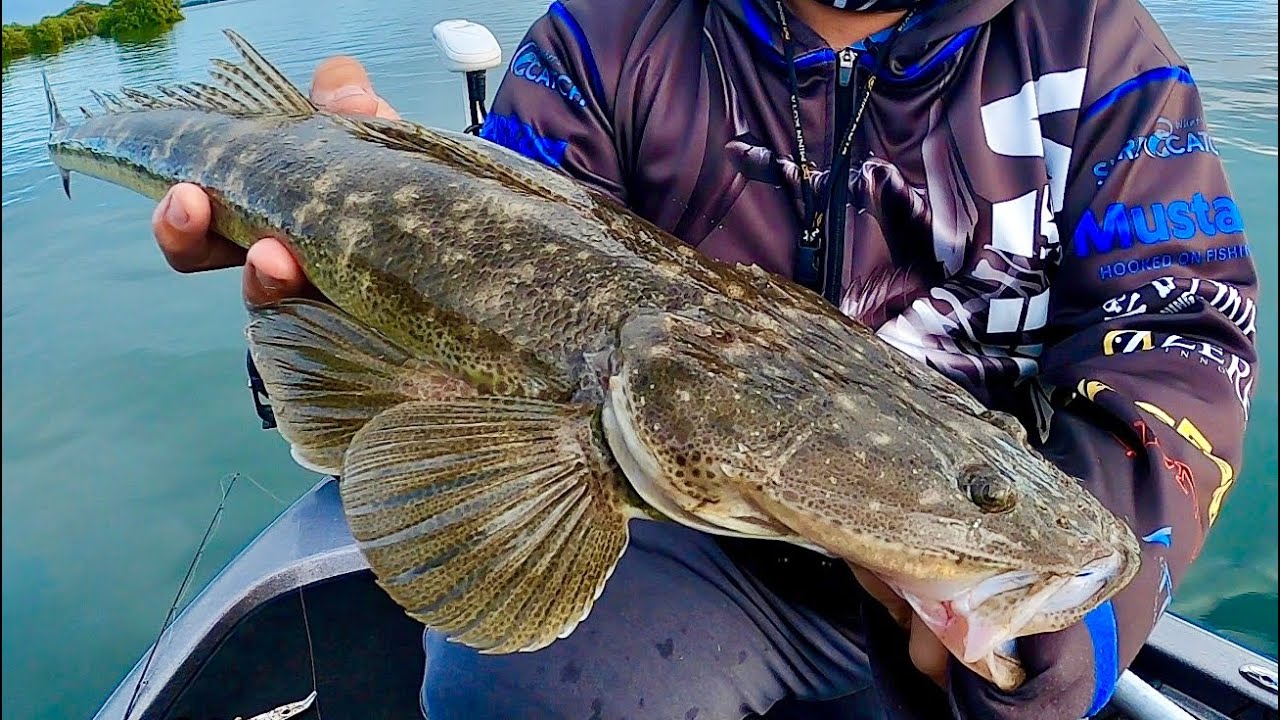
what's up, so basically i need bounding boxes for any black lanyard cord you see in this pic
[773,1,913,289]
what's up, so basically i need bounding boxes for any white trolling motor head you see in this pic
[432,19,503,133]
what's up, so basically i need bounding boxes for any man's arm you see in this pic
[477,1,627,202]
[947,1,1259,717]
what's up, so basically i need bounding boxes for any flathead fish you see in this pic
[45,30,1141,689]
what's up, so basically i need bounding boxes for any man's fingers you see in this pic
[909,617,950,689]
[309,55,400,120]
[242,238,311,308]
[847,562,949,687]
[152,184,246,273]
[848,563,913,628]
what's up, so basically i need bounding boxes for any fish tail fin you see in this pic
[340,397,634,654]
[246,299,479,474]
[42,71,68,133]
[42,72,72,198]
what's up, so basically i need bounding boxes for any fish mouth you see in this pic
[885,550,1126,685]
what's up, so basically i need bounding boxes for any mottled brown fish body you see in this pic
[45,30,1141,691]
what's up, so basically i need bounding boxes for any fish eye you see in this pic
[958,464,1017,514]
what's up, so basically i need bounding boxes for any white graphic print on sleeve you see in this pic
[875,68,1087,394]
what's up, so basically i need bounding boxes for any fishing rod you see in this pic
[122,473,319,720]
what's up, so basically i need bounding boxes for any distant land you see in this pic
[1,0,220,25]
[3,0,185,66]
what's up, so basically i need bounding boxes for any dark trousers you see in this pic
[419,520,886,719]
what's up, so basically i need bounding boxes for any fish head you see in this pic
[602,308,1141,689]
[840,424,1144,689]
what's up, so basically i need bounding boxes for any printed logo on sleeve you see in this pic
[1103,329,1254,418]
[1074,192,1245,258]
[1101,276,1257,337]
[1092,117,1220,187]
[510,41,588,110]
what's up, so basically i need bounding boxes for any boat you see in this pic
[85,475,1280,720]
[90,20,1278,720]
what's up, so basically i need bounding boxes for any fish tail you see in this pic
[42,71,68,133]
[42,72,72,198]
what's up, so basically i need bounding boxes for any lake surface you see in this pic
[1,1,1275,718]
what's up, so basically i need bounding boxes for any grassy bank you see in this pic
[2,0,184,67]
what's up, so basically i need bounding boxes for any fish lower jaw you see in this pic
[887,578,1043,692]
[880,549,1129,689]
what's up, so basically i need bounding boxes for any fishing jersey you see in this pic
[477,0,1261,717]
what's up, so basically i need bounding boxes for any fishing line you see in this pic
[240,473,324,718]
[122,472,240,720]
[121,472,323,720]
[241,471,288,507]
[241,477,323,718]
[298,587,322,720]
[235,473,324,719]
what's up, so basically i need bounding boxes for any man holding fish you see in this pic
[142,0,1259,717]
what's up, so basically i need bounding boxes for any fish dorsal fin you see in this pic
[215,29,315,114]
[326,114,594,209]
[84,29,316,119]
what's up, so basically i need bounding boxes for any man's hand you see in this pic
[150,55,398,306]
[848,564,950,688]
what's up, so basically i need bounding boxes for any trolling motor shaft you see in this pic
[432,19,504,134]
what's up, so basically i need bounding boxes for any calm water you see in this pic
[1,1,1275,718]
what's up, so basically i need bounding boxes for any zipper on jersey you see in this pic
[821,47,860,306]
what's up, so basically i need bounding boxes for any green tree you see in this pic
[96,0,184,38]
[2,0,183,67]
[2,24,34,63]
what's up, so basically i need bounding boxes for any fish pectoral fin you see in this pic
[339,397,633,654]
[246,299,476,474]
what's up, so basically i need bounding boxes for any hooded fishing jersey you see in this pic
[477,0,1261,716]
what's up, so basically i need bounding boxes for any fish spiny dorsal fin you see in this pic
[121,87,167,109]
[90,90,129,113]
[157,86,199,108]
[159,84,230,113]
[209,58,274,112]
[326,114,594,209]
[80,29,316,119]
[189,81,246,113]
[168,84,222,111]
[220,29,316,115]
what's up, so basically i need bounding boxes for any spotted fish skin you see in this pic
[44,30,1141,690]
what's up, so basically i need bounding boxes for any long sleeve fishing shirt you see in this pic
[476,0,1261,716]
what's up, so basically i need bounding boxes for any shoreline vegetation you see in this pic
[2,0,185,68]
